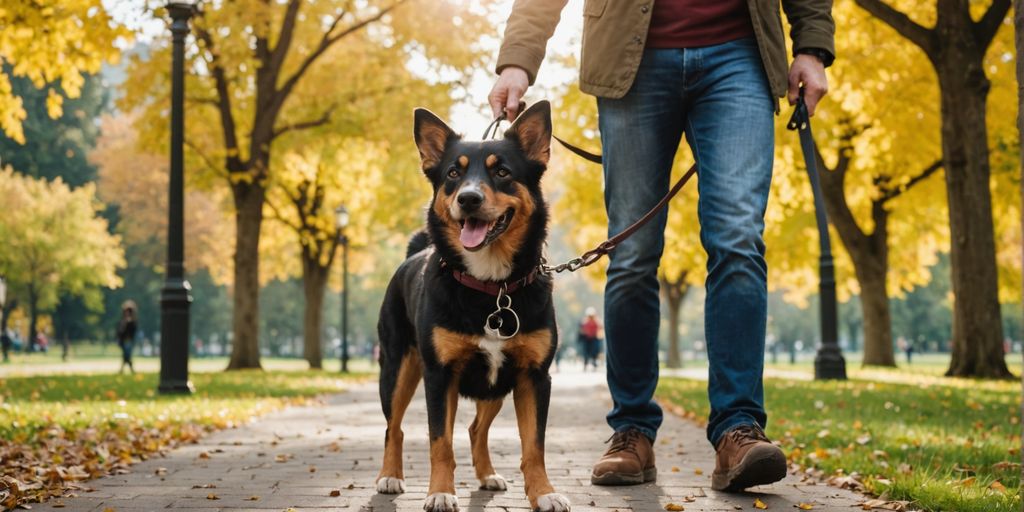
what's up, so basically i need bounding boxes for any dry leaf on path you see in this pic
[796,504,814,510]
[754,497,768,509]
[329,489,341,497]
[206,493,219,500]
[664,504,685,511]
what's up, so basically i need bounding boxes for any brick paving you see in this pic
[32,369,866,511]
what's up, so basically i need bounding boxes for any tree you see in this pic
[853,0,1013,378]
[0,71,108,187]
[123,0,489,369]
[1016,0,1024,348]
[0,0,127,143]
[0,168,124,345]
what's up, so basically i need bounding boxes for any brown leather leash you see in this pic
[483,111,697,276]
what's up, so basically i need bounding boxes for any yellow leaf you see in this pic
[796,504,814,510]
[664,504,685,511]
[754,498,768,509]
[694,468,703,475]
[671,466,680,472]
[990,481,1007,492]
[206,493,219,500]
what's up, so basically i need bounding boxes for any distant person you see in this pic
[35,331,48,353]
[898,336,912,364]
[117,301,138,374]
[1,329,11,362]
[579,307,603,371]
[61,335,69,362]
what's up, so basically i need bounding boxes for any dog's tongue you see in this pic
[460,218,489,249]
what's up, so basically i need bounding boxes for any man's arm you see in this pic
[489,0,569,119]
[781,0,835,114]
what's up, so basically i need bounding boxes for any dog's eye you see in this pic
[446,167,460,179]
[494,167,511,179]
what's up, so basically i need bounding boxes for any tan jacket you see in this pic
[496,0,835,100]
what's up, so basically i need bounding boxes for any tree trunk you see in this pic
[301,252,329,370]
[660,275,689,369]
[1015,0,1024,380]
[936,54,1012,378]
[859,272,895,366]
[28,288,38,352]
[227,180,265,370]
[817,147,897,367]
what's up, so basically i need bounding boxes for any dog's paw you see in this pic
[423,492,459,512]
[535,492,571,512]
[376,476,406,494]
[479,473,508,491]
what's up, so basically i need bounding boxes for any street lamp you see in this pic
[159,1,197,394]
[788,89,846,380]
[336,205,350,373]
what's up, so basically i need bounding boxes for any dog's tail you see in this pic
[406,230,431,258]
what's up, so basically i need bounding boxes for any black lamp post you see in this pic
[788,91,847,380]
[336,205,350,373]
[159,2,196,394]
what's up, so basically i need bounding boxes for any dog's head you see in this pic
[414,101,551,281]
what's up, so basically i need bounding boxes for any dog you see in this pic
[374,101,570,512]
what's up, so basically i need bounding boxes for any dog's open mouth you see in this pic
[459,208,514,252]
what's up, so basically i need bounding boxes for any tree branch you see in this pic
[265,196,304,234]
[184,139,228,178]
[879,159,943,203]
[272,103,339,139]
[975,0,1011,47]
[193,24,243,169]
[268,0,304,79]
[274,0,408,109]
[854,0,935,52]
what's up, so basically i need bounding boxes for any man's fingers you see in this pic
[787,74,801,106]
[488,88,505,119]
[803,82,828,116]
[505,86,524,120]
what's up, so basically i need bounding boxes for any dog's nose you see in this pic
[457,190,484,212]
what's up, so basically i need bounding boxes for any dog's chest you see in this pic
[475,335,507,386]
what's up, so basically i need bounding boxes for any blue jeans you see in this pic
[598,38,774,447]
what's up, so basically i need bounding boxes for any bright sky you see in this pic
[103,0,586,138]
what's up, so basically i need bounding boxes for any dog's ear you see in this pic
[414,108,456,171]
[506,100,552,165]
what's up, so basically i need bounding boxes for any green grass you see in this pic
[0,370,368,508]
[658,375,1022,512]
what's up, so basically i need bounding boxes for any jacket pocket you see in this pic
[584,0,607,17]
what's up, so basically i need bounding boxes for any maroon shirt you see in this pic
[646,0,755,49]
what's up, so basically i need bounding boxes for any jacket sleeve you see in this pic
[781,0,836,59]
[495,0,570,85]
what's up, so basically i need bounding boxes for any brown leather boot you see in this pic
[711,424,787,491]
[590,429,657,485]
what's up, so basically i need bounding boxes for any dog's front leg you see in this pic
[513,371,570,512]
[424,370,460,512]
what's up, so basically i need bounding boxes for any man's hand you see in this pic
[787,53,828,116]
[488,66,530,120]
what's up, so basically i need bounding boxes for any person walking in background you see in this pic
[1,329,11,362]
[117,301,138,374]
[579,307,603,371]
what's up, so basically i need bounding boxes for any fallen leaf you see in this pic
[206,493,219,500]
[671,466,680,472]
[197,452,210,459]
[664,504,685,511]
[754,498,768,509]
[53,501,66,508]
[796,504,814,510]
[246,495,260,501]
[346,483,355,490]
[694,468,703,475]
[154,467,167,476]
[990,481,1007,492]
[191,483,216,489]
[329,489,341,497]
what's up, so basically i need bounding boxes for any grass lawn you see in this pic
[658,374,1021,512]
[0,369,369,509]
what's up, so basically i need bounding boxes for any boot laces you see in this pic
[605,429,644,456]
[727,424,770,448]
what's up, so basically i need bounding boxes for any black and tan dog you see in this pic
[375,101,569,512]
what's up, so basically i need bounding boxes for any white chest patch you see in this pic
[476,336,506,385]
[461,247,513,281]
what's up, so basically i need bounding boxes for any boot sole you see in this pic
[711,449,787,492]
[591,467,657,486]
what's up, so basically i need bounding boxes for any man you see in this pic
[489,0,833,491]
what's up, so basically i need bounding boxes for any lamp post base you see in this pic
[814,345,847,380]
[158,278,193,395]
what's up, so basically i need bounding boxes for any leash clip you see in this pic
[483,284,519,340]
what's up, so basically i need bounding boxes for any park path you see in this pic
[32,369,867,512]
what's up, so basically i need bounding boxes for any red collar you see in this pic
[440,259,539,296]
